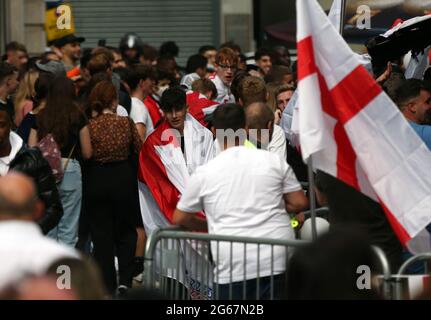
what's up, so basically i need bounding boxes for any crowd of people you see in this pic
[0,25,430,300]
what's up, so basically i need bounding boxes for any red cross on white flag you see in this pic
[297,0,431,247]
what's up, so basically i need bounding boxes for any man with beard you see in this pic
[53,34,85,72]
[396,79,431,149]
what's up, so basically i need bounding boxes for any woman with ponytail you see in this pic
[85,80,142,295]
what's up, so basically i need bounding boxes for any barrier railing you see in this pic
[143,226,310,300]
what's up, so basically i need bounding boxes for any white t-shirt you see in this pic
[268,125,287,160]
[116,104,128,117]
[181,73,200,90]
[0,221,79,290]
[209,74,235,104]
[0,132,23,176]
[130,97,154,139]
[177,146,302,284]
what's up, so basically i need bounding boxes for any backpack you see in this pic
[37,134,64,184]
[37,134,75,184]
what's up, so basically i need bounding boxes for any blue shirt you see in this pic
[409,120,431,151]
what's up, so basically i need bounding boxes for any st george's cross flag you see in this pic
[137,113,215,299]
[296,0,431,247]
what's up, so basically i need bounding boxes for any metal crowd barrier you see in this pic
[371,245,392,299]
[142,226,310,300]
[302,207,330,220]
[392,253,431,300]
[141,226,396,300]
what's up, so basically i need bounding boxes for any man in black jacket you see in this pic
[0,107,63,234]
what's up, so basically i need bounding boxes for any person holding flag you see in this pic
[137,86,215,298]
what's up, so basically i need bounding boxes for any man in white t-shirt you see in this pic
[127,65,155,141]
[0,172,78,291]
[173,103,308,299]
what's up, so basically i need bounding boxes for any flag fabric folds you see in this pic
[186,91,219,127]
[137,113,215,299]
[296,0,431,246]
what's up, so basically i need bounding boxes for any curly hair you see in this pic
[238,76,267,107]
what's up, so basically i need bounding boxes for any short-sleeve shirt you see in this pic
[88,114,142,163]
[177,146,302,283]
[130,97,154,139]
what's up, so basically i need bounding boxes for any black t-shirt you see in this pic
[17,112,36,143]
[0,97,15,124]
[315,170,403,271]
[32,114,88,159]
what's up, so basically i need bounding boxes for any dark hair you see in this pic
[0,62,17,84]
[113,66,131,81]
[39,52,57,65]
[32,72,55,109]
[255,47,274,61]
[264,65,292,83]
[199,45,216,55]
[160,86,186,112]
[286,227,381,300]
[142,45,159,61]
[159,41,179,58]
[80,48,93,69]
[156,56,178,85]
[21,57,38,75]
[272,45,291,67]
[185,54,207,74]
[37,76,84,148]
[230,70,249,103]
[87,73,112,92]
[382,72,405,103]
[395,79,431,110]
[212,103,245,131]
[424,67,431,83]
[5,41,27,53]
[87,54,111,76]
[125,65,155,91]
[88,80,117,115]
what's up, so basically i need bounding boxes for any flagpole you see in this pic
[307,157,318,240]
[307,0,346,241]
[339,0,346,35]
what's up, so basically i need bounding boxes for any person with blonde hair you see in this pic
[13,70,38,127]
